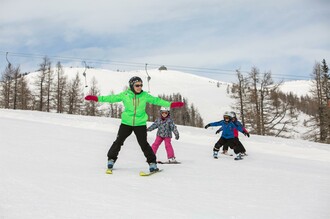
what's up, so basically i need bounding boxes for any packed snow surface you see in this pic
[1,109,329,219]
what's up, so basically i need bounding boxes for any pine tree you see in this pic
[54,61,68,113]
[66,72,83,114]
[306,60,330,143]
[35,56,51,111]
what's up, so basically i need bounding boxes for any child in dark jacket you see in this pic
[147,107,180,163]
[205,111,245,160]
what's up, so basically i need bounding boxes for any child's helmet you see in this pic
[230,111,237,118]
[160,107,170,112]
[223,111,232,120]
[160,107,170,117]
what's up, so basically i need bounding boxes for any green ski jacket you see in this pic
[98,89,171,126]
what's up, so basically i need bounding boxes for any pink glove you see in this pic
[85,95,98,102]
[170,102,184,108]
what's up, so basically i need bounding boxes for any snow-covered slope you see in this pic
[279,80,313,97]
[1,110,329,219]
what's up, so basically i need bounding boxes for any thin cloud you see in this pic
[0,0,329,81]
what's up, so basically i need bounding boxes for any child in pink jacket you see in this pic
[147,107,180,163]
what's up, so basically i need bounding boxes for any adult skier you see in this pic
[84,76,184,173]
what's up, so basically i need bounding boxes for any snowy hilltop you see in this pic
[26,67,234,123]
[24,67,313,139]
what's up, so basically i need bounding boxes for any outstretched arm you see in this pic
[147,120,159,132]
[242,127,250,137]
[146,93,184,108]
[85,93,123,103]
[205,121,223,129]
[234,121,250,137]
[215,127,223,134]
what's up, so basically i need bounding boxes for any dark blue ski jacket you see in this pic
[208,120,243,139]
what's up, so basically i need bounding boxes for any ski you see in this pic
[106,169,113,174]
[139,169,163,176]
[157,161,181,164]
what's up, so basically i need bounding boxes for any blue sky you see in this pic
[0,0,329,82]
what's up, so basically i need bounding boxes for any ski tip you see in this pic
[106,169,113,174]
[139,169,163,176]
[139,171,148,176]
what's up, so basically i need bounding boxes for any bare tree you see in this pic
[12,66,21,109]
[54,62,68,113]
[35,56,51,111]
[66,72,83,114]
[45,62,54,112]
[248,66,262,134]
[231,70,249,126]
[231,66,297,137]
[0,64,16,108]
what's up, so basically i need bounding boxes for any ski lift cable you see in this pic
[0,50,311,81]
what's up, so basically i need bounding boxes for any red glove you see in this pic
[85,95,98,102]
[170,102,184,108]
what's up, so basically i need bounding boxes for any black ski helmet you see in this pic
[129,76,143,92]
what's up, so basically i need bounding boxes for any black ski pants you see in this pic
[222,137,246,153]
[107,124,156,164]
[214,137,244,154]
